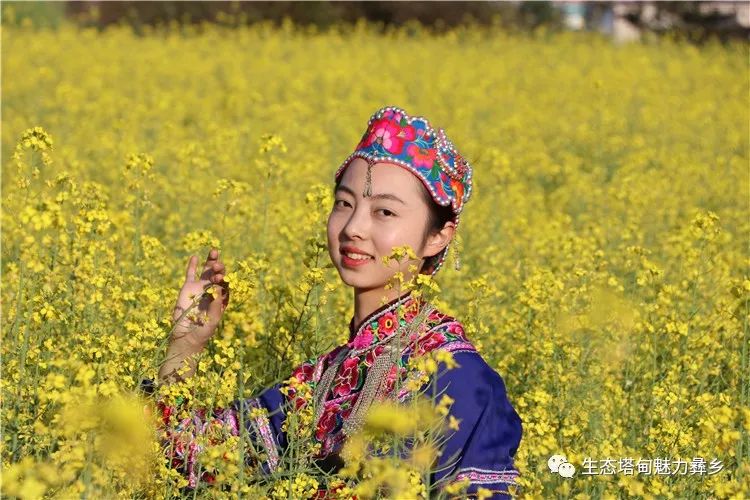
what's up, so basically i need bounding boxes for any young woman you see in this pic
[148,106,523,499]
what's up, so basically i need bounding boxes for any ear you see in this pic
[423,221,456,259]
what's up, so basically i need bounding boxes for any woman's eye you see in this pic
[377,209,395,217]
[334,200,350,208]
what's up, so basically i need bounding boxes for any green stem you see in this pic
[738,280,749,478]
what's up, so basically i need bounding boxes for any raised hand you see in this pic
[157,248,230,384]
[171,247,230,350]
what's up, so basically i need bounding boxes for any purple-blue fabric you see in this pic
[427,351,523,499]
[228,352,523,497]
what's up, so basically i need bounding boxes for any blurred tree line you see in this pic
[67,1,563,32]
[2,1,747,44]
[5,1,565,33]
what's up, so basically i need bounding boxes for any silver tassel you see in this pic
[453,236,461,271]
[363,161,373,197]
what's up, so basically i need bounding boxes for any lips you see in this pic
[340,245,373,257]
[340,245,374,268]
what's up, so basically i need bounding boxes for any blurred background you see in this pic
[4,1,750,44]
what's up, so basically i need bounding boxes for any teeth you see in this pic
[345,252,371,260]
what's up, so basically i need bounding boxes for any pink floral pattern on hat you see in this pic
[335,105,474,276]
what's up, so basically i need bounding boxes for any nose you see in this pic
[341,203,371,241]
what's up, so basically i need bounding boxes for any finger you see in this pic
[202,248,219,271]
[185,255,198,281]
[199,251,219,281]
[212,273,224,284]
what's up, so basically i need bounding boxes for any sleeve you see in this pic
[141,348,336,490]
[427,351,523,499]
[147,381,288,489]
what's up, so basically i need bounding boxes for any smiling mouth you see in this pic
[342,251,373,261]
[340,249,375,267]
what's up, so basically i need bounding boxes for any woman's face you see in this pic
[327,159,445,291]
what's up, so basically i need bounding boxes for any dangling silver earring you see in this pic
[453,236,461,271]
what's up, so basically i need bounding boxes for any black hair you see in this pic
[417,181,455,238]
[417,181,455,272]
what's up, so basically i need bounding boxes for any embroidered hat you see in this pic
[334,105,473,276]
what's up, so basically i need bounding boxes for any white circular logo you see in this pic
[548,454,567,473]
[548,454,576,477]
[559,462,576,478]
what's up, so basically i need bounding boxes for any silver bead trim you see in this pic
[334,105,474,213]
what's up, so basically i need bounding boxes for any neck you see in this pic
[352,286,411,331]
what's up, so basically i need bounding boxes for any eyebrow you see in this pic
[335,184,407,205]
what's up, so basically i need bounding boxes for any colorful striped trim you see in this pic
[247,398,280,472]
[440,341,477,354]
[454,467,520,485]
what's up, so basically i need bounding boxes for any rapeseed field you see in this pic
[2,12,748,499]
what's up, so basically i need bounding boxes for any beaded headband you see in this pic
[334,105,474,276]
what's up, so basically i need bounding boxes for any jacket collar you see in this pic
[347,290,422,345]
